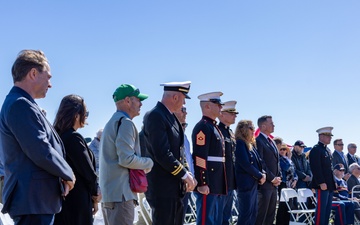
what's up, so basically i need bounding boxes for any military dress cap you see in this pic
[333,164,345,171]
[198,91,224,105]
[316,126,334,136]
[113,84,148,102]
[160,81,191,99]
[294,140,306,147]
[221,100,238,114]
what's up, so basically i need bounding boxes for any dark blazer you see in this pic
[144,102,187,199]
[347,174,360,198]
[332,150,349,173]
[309,142,336,191]
[192,116,226,195]
[0,87,73,217]
[54,129,98,225]
[347,153,360,166]
[256,133,280,190]
[218,122,236,190]
[235,139,263,192]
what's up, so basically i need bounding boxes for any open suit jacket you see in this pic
[332,151,349,173]
[0,87,73,217]
[256,133,281,190]
[347,153,360,166]
[144,102,187,199]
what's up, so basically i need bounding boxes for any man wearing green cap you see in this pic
[99,84,154,225]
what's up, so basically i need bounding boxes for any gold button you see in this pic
[202,171,205,174]
[180,157,182,160]
[203,177,205,179]
[174,166,177,168]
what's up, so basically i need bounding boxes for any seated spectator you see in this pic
[347,163,360,198]
[347,143,360,165]
[276,143,298,225]
[332,164,357,225]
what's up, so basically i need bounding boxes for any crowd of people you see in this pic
[1,49,360,225]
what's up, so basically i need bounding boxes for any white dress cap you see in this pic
[197,91,223,104]
[316,126,334,136]
[221,100,238,114]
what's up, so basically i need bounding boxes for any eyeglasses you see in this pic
[351,146,358,148]
[280,148,287,151]
[181,123,188,128]
[181,107,187,113]
[336,143,344,146]
[85,111,89,117]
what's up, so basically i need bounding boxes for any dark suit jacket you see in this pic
[144,102,187,199]
[0,87,73,216]
[256,133,280,190]
[347,153,360,166]
[332,150,349,173]
[235,139,263,192]
[347,174,360,198]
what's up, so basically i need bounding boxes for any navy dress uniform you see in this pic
[192,92,227,225]
[218,101,238,225]
[144,81,192,225]
[309,126,336,225]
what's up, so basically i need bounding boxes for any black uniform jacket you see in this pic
[192,116,226,195]
[218,122,236,190]
[309,142,336,191]
[144,102,187,199]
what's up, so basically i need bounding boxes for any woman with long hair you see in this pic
[53,94,101,225]
[234,120,266,225]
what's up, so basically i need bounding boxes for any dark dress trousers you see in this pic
[143,102,187,225]
[235,139,263,225]
[54,129,98,225]
[255,133,280,225]
[0,87,73,218]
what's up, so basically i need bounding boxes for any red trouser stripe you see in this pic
[316,189,321,225]
[332,203,344,225]
[201,195,207,225]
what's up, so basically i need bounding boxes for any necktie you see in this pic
[267,137,277,153]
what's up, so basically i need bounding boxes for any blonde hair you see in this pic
[235,120,256,150]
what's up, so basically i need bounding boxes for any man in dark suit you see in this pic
[255,115,281,225]
[309,126,336,225]
[144,81,197,225]
[0,50,75,225]
[332,138,350,180]
[192,92,227,225]
[347,143,360,166]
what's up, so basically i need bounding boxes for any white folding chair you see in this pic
[0,203,13,225]
[296,188,316,223]
[184,192,197,224]
[351,185,360,225]
[281,188,314,225]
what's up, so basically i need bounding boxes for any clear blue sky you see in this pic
[1,1,360,154]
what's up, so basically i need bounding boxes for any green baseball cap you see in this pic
[113,84,148,102]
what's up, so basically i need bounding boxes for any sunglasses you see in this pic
[280,148,287,151]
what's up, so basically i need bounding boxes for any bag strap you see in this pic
[116,117,124,135]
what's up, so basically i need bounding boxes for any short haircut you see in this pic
[273,137,283,145]
[257,115,272,127]
[333,139,342,146]
[11,50,49,83]
[349,163,360,174]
